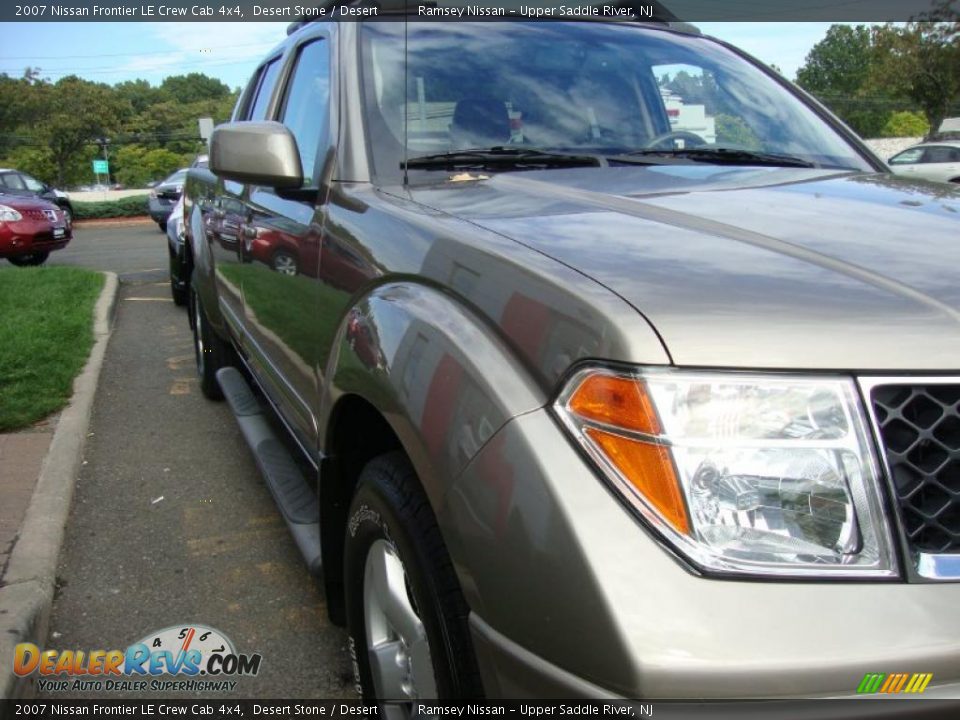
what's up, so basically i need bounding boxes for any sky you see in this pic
[0,21,849,89]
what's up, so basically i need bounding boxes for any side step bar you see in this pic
[216,367,322,576]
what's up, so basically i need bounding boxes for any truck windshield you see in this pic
[359,22,873,178]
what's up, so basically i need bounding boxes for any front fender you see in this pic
[321,281,545,511]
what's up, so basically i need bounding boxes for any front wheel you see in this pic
[272,250,298,276]
[8,252,49,267]
[344,453,483,709]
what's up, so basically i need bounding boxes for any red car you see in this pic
[0,192,71,266]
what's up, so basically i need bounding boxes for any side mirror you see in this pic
[210,121,303,189]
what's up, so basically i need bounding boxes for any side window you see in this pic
[249,58,283,121]
[279,40,331,185]
[922,146,955,164]
[234,70,261,121]
[20,173,45,191]
[889,148,922,165]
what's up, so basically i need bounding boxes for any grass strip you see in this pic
[0,267,104,431]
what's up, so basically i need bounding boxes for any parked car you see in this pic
[166,194,188,305]
[181,18,960,704]
[0,168,75,224]
[148,168,187,232]
[888,141,960,183]
[0,192,71,266]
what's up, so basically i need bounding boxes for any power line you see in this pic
[0,57,261,77]
[0,40,280,61]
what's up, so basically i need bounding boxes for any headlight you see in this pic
[555,368,897,578]
[0,204,23,222]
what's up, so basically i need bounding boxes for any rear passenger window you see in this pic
[279,40,331,184]
[923,146,959,163]
[249,58,283,121]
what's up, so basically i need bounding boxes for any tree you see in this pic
[160,73,230,104]
[796,25,875,97]
[115,79,165,115]
[31,76,128,186]
[871,18,960,138]
[794,24,901,136]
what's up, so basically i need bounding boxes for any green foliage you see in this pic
[796,25,875,97]
[795,24,896,137]
[715,114,761,149]
[0,71,238,188]
[113,146,188,187]
[870,21,960,139]
[796,19,960,139]
[880,111,930,138]
[160,72,231,104]
[72,195,149,220]
[0,267,104,430]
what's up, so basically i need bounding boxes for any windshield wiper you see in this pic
[615,147,816,168]
[403,147,604,171]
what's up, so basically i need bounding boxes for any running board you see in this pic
[217,367,322,576]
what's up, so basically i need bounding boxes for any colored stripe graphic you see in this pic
[857,673,885,693]
[857,672,932,694]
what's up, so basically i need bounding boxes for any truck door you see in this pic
[212,55,285,349]
[240,32,333,455]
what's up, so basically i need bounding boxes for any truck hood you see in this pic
[409,166,960,370]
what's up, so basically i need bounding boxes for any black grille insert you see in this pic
[872,385,960,553]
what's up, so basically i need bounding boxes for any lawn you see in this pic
[0,266,104,431]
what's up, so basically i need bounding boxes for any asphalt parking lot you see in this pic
[41,223,353,698]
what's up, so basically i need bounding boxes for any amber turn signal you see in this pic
[586,427,690,535]
[567,373,662,435]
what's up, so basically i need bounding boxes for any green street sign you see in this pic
[92,159,109,174]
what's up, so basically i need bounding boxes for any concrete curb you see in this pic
[0,271,119,700]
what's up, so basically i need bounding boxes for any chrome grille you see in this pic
[871,384,960,553]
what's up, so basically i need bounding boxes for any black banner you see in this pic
[0,0,957,23]
[3,699,960,720]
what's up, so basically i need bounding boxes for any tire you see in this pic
[8,252,49,267]
[272,250,298,276]
[171,281,188,307]
[158,221,167,232]
[190,283,230,400]
[344,452,483,707]
[61,204,73,225]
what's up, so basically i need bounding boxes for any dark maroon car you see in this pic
[0,192,71,266]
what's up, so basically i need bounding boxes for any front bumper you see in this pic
[443,409,960,699]
[0,220,70,257]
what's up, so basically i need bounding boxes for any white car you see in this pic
[888,141,960,184]
[165,194,187,306]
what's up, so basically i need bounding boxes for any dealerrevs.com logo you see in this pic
[14,624,263,693]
